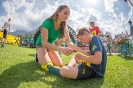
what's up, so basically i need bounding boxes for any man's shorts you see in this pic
[3,29,7,39]
[76,64,96,80]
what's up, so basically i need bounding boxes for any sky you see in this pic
[0,0,133,38]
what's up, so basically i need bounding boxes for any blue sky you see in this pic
[0,0,133,38]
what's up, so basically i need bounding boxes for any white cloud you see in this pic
[67,9,87,30]
[115,7,119,10]
[128,6,133,19]
[69,10,84,21]
[2,1,15,15]
[75,0,101,7]
[104,0,117,13]
[12,0,25,9]
[86,8,101,24]
[119,12,126,23]
[23,0,35,10]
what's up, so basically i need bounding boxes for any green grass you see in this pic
[0,45,133,88]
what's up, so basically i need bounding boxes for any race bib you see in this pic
[91,30,96,36]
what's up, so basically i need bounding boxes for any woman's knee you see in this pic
[57,63,63,67]
[36,48,51,65]
[48,50,63,67]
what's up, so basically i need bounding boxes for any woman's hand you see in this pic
[59,47,74,56]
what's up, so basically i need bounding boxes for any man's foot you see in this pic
[48,65,61,76]
[1,42,4,48]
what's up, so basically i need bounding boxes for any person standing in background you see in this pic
[125,31,128,37]
[1,18,11,47]
[106,35,111,55]
[128,20,133,43]
[89,21,100,37]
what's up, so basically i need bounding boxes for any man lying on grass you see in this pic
[48,27,107,80]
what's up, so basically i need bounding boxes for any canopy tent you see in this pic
[67,25,77,44]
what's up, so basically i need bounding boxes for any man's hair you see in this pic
[8,18,11,21]
[89,21,95,24]
[76,27,90,38]
[128,20,132,24]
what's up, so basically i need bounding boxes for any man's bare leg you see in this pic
[67,56,77,66]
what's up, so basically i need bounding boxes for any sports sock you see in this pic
[48,65,61,76]
[41,61,53,71]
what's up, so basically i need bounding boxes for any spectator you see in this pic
[89,21,100,37]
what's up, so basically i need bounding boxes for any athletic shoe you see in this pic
[48,65,61,76]
[1,42,4,48]
[34,53,38,62]
[41,62,53,71]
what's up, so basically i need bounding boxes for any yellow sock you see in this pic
[80,60,91,67]
[41,61,53,71]
[54,66,60,69]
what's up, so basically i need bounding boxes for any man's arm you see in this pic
[54,38,63,46]
[97,26,101,37]
[75,51,102,65]
[131,25,133,36]
[65,30,90,55]
[2,23,6,30]
[8,25,10,32]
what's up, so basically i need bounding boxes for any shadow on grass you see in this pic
[0,61,44,88]
[123,56,133,60]
[43,77,104,88]
[0,61,104,88]
[28,54,35,57]
[116,54,133,60]
[116,54,121,56]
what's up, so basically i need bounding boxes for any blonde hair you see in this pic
[76,27,90,38]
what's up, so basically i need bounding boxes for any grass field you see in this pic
[0,45,133,88]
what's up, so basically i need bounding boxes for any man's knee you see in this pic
[60,66,68,77]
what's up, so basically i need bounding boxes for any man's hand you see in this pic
[74,54,83,64]
[1,27,4,31]
[75,54,84,60]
